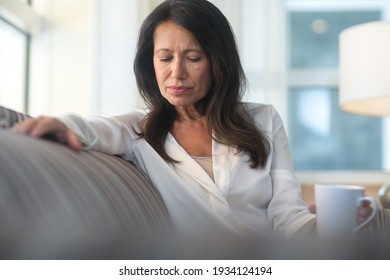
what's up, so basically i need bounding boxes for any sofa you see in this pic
[0,106,174,259]
[1,105,390,260]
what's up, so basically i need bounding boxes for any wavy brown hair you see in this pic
[133,0,270,168]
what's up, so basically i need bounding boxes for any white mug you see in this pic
[314,184,378,237]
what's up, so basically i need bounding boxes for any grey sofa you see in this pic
[1,105,390,260]
[0,106,174,259]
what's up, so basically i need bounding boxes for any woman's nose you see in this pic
[171,59,187,80]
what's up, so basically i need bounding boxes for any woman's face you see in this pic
[153,21,212,110]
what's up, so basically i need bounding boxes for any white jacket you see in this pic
[59,103,315,238]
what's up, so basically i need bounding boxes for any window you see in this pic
[0,18,28,112]
[0,0,41,113]
[289,87,382,170]
[287,0,390,171]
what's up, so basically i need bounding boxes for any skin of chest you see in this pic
[171,118,212,157]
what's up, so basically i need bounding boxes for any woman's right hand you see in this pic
[11,116,82,152]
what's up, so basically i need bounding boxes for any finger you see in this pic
[308,203,316,214]
[357,206,373,225]
[11,118,38,134]
[65,130,82,152]
[359,200,370,208]
[29,117,66,138]
[39,121,82,151]
[357,205,372,218]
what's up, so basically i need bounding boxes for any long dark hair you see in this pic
[133,0,270,168]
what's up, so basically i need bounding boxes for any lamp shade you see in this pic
[339,21,390,116]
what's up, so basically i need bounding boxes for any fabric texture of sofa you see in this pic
[0,106,174,259]
[1,105,390,260]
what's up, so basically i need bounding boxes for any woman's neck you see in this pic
[175,105,203,121]
[171,106,212,157]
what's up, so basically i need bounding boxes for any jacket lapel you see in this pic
[164,133,248,235]
[212,138,232,196]
[165,133,228,205]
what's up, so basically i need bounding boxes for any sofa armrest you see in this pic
[0,129,172,259]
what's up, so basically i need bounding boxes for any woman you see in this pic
[12,0,368,239]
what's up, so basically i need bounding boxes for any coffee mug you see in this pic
[314,184,378,237]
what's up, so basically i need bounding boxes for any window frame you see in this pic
[0,0,41,35]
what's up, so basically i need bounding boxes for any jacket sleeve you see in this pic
[265,106,316,237]
[56,111,144,160]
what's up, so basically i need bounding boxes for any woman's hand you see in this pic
[308,201,373,225]
[12,116,82,152]
[356,200,373,225]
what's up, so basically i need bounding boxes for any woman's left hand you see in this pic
[308,201,373,225]
[356,200,373,225]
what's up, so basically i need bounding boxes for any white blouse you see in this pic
[58,103,315,238]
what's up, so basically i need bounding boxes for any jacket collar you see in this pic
[165,133,229,204]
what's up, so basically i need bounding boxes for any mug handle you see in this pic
[353,196,379,234]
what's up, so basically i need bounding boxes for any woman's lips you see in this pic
[168,86,191,94]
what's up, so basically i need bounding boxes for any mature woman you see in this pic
[12,0,369,239]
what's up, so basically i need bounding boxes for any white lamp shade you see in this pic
[339,21,390,116]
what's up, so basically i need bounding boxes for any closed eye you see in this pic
[160,57,173,62]
[186,57,201,62]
